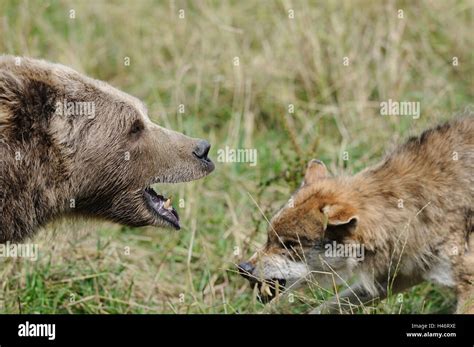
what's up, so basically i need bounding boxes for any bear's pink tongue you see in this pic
[144,187,180,229]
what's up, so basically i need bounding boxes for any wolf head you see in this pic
[238,160,364,302]
[0,56,214,241]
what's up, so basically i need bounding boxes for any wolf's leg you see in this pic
[456,283,474,314]
[309,282,379,314]
[310,274,422,314]
[455,237,474,314]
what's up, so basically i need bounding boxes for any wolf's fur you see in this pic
[242,117,473,313]
[0,56,214,242]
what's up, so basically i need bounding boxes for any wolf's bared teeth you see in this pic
[260,282,266,295]
[164,198,172,209]
[260,282,273,297]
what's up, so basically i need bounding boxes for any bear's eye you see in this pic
[129,120,144,136]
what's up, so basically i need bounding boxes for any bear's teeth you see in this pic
[164,198,172,209]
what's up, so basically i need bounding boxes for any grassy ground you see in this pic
[0,0,472,313]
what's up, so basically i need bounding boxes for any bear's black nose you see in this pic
[237,262,255,279]
[193,140,211,161]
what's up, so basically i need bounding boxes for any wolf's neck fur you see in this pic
[345,117,473,285]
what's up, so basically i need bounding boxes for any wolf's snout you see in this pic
[193,140,211,161]
[237,261,255,280]
[237,261,287,304]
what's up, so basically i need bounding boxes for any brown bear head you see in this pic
[0,56,214,241]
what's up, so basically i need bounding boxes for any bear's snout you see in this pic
[193,139,211,161]
[192,139,214,173]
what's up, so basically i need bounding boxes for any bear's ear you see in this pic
[0,70,23,129]
[0,69,58,133]
[322,204,358,242]
[0,106,8,128]
[0,70,24,109]
[0,70,28,127]
[303,159,328,186]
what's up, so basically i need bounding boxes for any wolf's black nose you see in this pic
[193,140,211,161]
[237,262,255,279]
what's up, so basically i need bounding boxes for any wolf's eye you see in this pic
[129,120,144,136]
[312,239,325,251]
[282,240,300,249]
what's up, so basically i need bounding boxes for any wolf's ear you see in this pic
[303,159,328,185]
[322,204,358,241]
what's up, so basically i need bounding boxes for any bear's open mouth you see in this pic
[143,187,180,229]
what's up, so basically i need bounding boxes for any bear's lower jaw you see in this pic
[143,187,180,229]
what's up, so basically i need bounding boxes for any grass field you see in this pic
[0,0,472,313]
